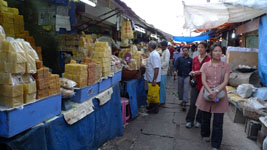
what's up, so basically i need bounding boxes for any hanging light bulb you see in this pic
[231,30,236,39]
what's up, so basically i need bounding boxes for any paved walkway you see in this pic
[101,77,259,150]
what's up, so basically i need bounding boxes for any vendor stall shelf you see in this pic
[111,71,122,85]
[71,83,99,103]
[0,94,62,138]
[99,78,112,93]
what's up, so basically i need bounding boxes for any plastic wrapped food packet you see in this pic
[60,78,77,89]
[21,41,38,74]
[21,74,37,103]
[61,88,75,98]
[0,73,21,85]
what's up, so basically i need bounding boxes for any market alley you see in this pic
[101,76,259,150]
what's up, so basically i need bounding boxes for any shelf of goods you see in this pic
[0,94,62,138]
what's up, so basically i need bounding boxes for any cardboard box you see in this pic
[226,51,258,70]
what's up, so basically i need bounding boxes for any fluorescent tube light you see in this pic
[80,0,96,7]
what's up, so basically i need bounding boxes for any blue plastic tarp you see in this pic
[45,114,96,150]
[126,80,139,118]
[259,15,267,86]
[45,83,123,150]
[94,83,123,147]
[173,35,211,43]
[137,78,147,107]
[0,125,47,150]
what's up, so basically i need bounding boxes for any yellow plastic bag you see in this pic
[146,83,160,103]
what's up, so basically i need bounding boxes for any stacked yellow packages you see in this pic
[58,34,79,52]
[48,74,60,96]
[32,60,61,99]
[93,42,111,77]
[0,0,24,38]
[0,0,42,60]
[22,75,36,103]
[0,27,38,107]
[118,45,141,70]
[0,39,38,74]
[82,58,102,86]
[63,60,88,88]
[33,67,49,99]
[131,45,142,69]
[0,73,23,107]
[121,20,134,40]
[0,83,23,107]
[73,33,94,61]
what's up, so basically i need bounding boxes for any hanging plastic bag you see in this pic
[146,83,160,103]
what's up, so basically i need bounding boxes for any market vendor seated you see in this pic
[97,30,120,55]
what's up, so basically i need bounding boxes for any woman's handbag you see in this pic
[203,63,225,102]
[190,56,208,87]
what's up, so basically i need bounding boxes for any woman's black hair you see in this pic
[198,41,208,48]
[210,43,223,58]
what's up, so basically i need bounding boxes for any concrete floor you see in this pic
[100,77,259,150]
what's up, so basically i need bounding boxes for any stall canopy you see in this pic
[172,35,212,43]
[222,0,267,11]
[183,2,267,30]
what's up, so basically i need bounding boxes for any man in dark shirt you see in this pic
[174,47,192,111]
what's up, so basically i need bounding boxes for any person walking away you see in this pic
[145,40,161,114]
[174,47,192,111]
[196,44,231,150]
[185,42,211,128]
[172,47,182,80]
[159,41,170,105]
[168,42,175,76]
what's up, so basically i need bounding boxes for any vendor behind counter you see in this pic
[97,31,120,56]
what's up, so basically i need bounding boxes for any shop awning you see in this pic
[222,0,267,11]
[183,2,267,30]
[172,35,212,43]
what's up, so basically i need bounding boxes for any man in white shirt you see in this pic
[145,40,161,113]
[159,40,170,104]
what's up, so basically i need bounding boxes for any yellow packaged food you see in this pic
[0,95,23,107]
[0,0,8,7]
[23,82,36,94]
[1,40,10,51]
[36,79,47,89]
[4,63,25,73]
[102,67,111,73]
[8,8,19,15]
[95,42,109,47]
[62,73,72,80]
[94,52,110,57]
[7,51,27,63]
[26,61,37,74]
[95,47,108,52]
[102,72,110,77]
[0,51,8,63]
[43,67,49,78]
[0,84,23,97]
[24,93,36,103]
[0,73,20,85]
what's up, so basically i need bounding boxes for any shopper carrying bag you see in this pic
[195,44,232,150]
